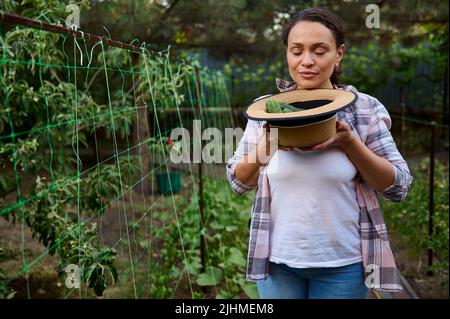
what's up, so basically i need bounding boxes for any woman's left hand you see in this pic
[297,120,355,152]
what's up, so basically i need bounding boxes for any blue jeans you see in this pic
[257,261,368,299]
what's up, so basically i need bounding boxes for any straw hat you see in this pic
[244,89,358,147]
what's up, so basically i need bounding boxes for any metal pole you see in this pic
[194,66,206,274]
[427,119,436,276]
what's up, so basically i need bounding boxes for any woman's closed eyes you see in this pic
[291,50,328,56]
[290,41,331,56]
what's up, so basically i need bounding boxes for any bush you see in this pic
[381,158,449,286]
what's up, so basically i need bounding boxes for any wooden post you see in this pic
[194,66,206,274]
[132,52,151,195]
[441,59,449,146]
[427,119,436,276]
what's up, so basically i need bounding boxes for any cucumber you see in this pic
[265,100,303,113]
[281,103,301,112]
[265,100,283,113]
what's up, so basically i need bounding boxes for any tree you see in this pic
[79,0,448,61]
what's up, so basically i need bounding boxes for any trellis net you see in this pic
[0,17,247,299]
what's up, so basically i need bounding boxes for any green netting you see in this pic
[0,22,237,299]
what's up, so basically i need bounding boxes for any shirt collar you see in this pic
[275,78,298,92]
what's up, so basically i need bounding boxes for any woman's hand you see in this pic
[234,123,280,186]
[296,120,356,152]
[275,120,396,191]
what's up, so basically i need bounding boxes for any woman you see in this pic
[226,8,413,299]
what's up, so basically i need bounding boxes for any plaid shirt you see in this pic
[226,78,413,292]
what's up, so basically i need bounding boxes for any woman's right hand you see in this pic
[235,123,293,186]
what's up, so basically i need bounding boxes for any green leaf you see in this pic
[109,267,118,284]
[7,291,16,299]
[225,225,238,232]
[196,266,223,286]
[241,281,259,299]
[210,220,224,229]
[94,276,105,296]
[228,248,246,267]
[186,257,202,275]
[216,289,235,299]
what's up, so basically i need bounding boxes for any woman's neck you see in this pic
[296,79,334,89]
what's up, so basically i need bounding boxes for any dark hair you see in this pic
[282,8,345,85]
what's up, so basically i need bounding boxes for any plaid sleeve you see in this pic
[365,98,413,202]
[226,119,264,195]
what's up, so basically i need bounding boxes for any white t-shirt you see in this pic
[267,147,362,268]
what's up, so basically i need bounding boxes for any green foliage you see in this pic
[265,100,299,113]
[0,0,220,297]
[147,136,183,173]
[136,55,192,110]
[0,267,15,299]
[78,0,449,62]
[178,177,256,298]
[14,159,134,296]
[201,177,258,298]
[381,159,449,286]
[225,60,287,107]
[196,266,223,286]
[341,30,448,98]
[142,176,257,298]
[225,23,448,111]
[0,241,16,299]
[1,0,91,22]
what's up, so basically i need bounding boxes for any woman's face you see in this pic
[286,21,344,89]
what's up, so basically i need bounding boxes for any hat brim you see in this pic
[244,88,358,127]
